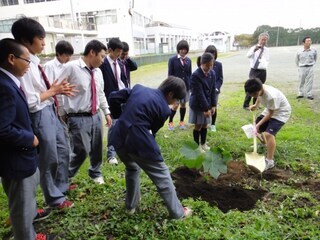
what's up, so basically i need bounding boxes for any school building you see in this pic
[0,0,235,55]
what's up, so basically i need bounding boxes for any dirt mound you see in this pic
[171,160,293,213]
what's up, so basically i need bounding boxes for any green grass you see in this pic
[1,60,319,239]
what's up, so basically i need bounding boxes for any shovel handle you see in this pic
[253,113,257,153]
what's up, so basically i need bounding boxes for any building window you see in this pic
[24,0,58,3]
[0,0,18,6]
[0,19,15,32]
[96,9,117,25]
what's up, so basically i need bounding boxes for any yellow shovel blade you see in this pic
[245,152,266,173]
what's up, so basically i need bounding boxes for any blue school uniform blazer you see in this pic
[108,84,170,161]
[189,67,217,112]
[100,58,129,100]
[0,70,38,180]
[213,61,223,93]
[168,55,192,90]
[118,57,138,88]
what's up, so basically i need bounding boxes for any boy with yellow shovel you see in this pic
[244,78,291,171]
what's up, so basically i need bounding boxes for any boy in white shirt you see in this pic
[244,78,291,170]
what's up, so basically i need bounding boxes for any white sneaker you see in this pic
[92,176,105,184]
[197,146,205,154]
[265,159,275,170]
[210,125,216,132]
[126,208,136,215]
[108,157,118,165]
[201,143,210,151]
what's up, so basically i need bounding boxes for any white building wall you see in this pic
[0,0,235,55]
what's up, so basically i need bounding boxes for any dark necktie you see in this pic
[86,68,97,115]
[113,61,118,85]
[253,47,264,69]
[38,65,59,110]
[182,58,186,66]
[121,60,127,79]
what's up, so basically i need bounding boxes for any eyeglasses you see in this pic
[13,55,31,65]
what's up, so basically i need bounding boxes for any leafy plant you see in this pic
[180,141,232,179]
[203,147,232,179]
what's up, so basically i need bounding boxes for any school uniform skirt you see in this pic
[188,108,210,125]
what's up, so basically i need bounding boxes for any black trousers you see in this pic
[243,69,267,108]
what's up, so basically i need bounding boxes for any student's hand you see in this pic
[105,114,112,127]
[211,107,216,115]
[32,135,39,147]
[50,79,78,97]
[249,105,258,111]
[203,110,211,118]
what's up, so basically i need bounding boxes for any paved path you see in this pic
[221,45,320,98]
[135,45,320,99]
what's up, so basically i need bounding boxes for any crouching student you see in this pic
[244,78,291,170]
[108,76,192,219]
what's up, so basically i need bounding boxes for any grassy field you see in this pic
[0,57,319,239]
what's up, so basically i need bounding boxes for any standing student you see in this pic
[118,41,138,88]
[245,78,291,170]
[44,40,74,81]
[44,40,76,192]
[108,76,192,219]
[100,38,125,165]
[0,38,51,240]
[243,32,270,109]
[295,36,317,100]
[11,17,75,210]
[167,40,192,130]
[198,45,223,132]
[58,40,112,185]
[189,53,216,153]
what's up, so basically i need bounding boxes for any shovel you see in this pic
[245,113,266,172]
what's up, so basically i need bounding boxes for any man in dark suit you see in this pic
[118,41,138,88]
[100,38,125,165]
[0,38,45,240]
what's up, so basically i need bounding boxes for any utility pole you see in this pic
[276,26,280,47]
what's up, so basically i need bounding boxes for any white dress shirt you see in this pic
[44,57,65,83]
[247,45,270,70]
[20,54,54,113]
[57,57,110,116]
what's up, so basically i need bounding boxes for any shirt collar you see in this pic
[0,67,22,87]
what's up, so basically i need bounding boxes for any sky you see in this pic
[135,0,320,34]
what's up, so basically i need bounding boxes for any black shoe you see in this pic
[296,95,304,99]
[33,208,51,223]
[307,96,314,100]
[243,106,250,111]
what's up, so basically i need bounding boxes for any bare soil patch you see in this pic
[172,161,293,213]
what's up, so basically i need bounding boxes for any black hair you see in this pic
[158,76,187,100]
[0,38,24,64]
[302,36,311,43]
[107,38,123,51]
[176,40,189,53]
[83,40,107,56]
[244,78,263,94]
[11,17,46,44]
[204,45,218,60]
[200,52,214,65]
[121,41,129,52]
[55,40,74,56]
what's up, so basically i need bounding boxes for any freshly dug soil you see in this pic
[171,160,293,213]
